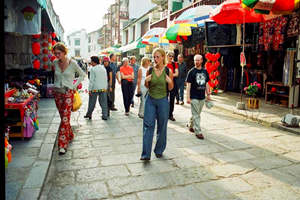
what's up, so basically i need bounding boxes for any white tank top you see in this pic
[141,67,149,85]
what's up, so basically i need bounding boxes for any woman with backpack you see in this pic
[141,48,174,161]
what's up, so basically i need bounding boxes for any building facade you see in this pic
[88,29,101,58]
[67,29,88,59]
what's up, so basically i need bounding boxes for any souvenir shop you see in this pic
[4,0,64,166]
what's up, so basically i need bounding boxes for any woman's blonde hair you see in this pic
[166,51,174,57]
[152,48,166,65]
[141,57,150,66]
[52,42,68,54]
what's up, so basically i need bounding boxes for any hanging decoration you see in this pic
[42,42,48,47]
[50,55,56,62]
[33,59,40,69]
[205,52,221,94]
[32,34,41,39]
[51,32,56,38]
[42,49,48,54]
[21,6,36,21]
[43,65,49,70]
[42,56,48,62]
[52,40,56,46]
[32,42,40,55]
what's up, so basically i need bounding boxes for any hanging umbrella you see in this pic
[174,5,216,24]
[142,28,171,46]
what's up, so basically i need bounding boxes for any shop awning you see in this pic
[119,40,139,53]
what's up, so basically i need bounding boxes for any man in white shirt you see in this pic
[84,56,108,120]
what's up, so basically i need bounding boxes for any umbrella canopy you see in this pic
[142,27,166,39]
[210,0,273,24]
[174,5,216,24]
[165,23,197,41]
[242,0,299,14]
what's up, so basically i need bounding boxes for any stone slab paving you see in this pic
[38,81,300,200]
[5,99,58,200]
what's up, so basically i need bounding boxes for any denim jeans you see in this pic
[86,91,108,118]
[141,95,169,159]
[176,78,185,102]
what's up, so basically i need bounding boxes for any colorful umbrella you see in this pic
[142,27,166,39]
[210,0,277,24]
[242,0,300,14]
[174,5,216,24]
[165,23,197,42]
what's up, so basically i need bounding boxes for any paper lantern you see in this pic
[42,42,48,47]
[33,59,40,69]
[32,42,40,55]
[43,65,48,70]
[52,40,56,46]
[48,45,52,50]
[48,38,52,43]
[42,49,48,54]
[51,32,56,38]
[32,34,41,39]
[50,55,56,62]
[42,57,48,62]
[42,34,47,40]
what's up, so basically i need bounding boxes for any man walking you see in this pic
[176,54,187,105]
[129,56,139,107]
[103,57,113,117]
[84,56,108,120]
[109,53,118,111]
[186,54,211,139]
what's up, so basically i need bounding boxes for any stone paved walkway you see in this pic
[39,80,300,200]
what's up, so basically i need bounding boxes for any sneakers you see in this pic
[59,148,66,155]
[189,127,195,133]
[125,112,129,116]
[180,101,184,105]
[110,107,118,111]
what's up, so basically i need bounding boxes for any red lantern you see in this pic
[32,34,41,39]
[51,32,56,38]
[215,52,221,60]
[42,49,48,54]
[215,80,219,86]
[32,42,40,55]
[50,55,56,62]
[43,65,48,70]
[42,42,48,47]
[215,71,220,77]
[42,57,48,62]
[33,59,40,69]
[48,38,52,43]
[52,40,56,46]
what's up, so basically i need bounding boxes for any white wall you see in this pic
[88,31,101,58]
[67,29,88,59]
[129,0,155,19]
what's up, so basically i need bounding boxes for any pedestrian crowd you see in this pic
[52,42,213,160]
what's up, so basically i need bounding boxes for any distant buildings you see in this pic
[67,29,88,59]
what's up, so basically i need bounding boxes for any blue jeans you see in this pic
[141,95,169,159]
[176,78,185,102]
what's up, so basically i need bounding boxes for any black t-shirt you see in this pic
[104,65,112,82]
[186,67,209,100]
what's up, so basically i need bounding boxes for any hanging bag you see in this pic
[72,91,82,112]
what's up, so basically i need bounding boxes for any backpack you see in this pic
[148,67,170,92]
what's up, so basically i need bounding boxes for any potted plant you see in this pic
[244,82,261,109]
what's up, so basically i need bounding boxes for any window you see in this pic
[125,30,128,44]
[75,39,80,46]
[141,19,149,37]
[75,50,80,57]
[132,26,135,41]
[88,46,91,53]
[88,36,91,43]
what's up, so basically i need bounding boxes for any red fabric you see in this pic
[167,62,178,73]
[120,65,134,82]
[54,90,74,149]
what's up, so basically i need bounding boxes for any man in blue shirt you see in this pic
[129,56,139,107]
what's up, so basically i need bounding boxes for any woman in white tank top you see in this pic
[137,57,151,118]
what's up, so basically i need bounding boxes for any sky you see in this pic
[51,0,112,40]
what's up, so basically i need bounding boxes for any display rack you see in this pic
[5,89,38,138]
[265,82,299,108]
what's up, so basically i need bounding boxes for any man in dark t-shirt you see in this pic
[103,57,112,117]
[186,54,212,140]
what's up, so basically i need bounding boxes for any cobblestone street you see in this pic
[40,79,300,200]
